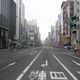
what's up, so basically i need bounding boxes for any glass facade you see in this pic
[0,0,10,48]
[9,0,16,41]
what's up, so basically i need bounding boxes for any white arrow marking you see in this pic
[0,62,16,71]
[41,60,48,67]
[72,60,80,66]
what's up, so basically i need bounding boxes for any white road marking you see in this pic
[63,52,80,60]
[72,60,80,66]
[50,72,67,79]
[77,71,80,75]
[16,49,43,80]
[38,70,46,80]
[41,60,48,67]
[53,55,78,80]
[0,62,16,71]
[46,60,48,66]
[29,70,39,80]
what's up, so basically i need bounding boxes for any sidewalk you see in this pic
[0,48,9,52]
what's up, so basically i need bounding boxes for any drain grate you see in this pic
[50,72,68,80]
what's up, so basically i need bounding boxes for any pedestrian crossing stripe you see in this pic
[50,72,68,80]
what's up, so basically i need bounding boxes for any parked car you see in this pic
[64,46,72,49]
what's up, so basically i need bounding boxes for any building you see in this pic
[77,0,80,42]
[13,0,25,45]
[20,1,25,43]
[0,0,10,48]
[9,0,16,41]
[67,0,74,46]
[27,20,41,46]
[61,0,74,47]
[51,26,56,46]
[14,0,20,41]
[24,19,28,43]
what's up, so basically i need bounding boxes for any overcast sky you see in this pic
[22,0,66,40]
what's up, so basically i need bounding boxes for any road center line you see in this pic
[53,54,78,80]
[72,60,80,66]
[16,49,43,80]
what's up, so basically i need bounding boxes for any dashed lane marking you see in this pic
[50,72,68,80]
[53,54,78,80]
[72,60,80,66]
[77,71,80,75]
[16,49,43,80]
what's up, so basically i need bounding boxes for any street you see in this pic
[0,47,80,80]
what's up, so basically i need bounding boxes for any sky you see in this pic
[22,0,66,40]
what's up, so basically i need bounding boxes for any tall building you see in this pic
[20,1,25,43]
[71,0,77,47]
[77,0,80,42]
[61,1,68,46]
[0,0,10,48]
[14,0,21,41]
[13,0,25,44]
[61,0,74,46]
[27,20,41,46]
[9,0,16,41]
[67,0,74,45]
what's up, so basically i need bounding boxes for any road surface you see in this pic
[0,47,80,80]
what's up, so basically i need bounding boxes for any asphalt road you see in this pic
[0,47,80,80]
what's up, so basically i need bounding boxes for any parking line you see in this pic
[16,49,43,80]
[53,54,78,80]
